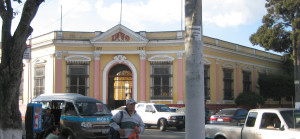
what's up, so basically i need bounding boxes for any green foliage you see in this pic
[258,74,295,100]
[250,0,300,54]
[235,92,265,109]
[250,22,291,53]
[283,56,294,75]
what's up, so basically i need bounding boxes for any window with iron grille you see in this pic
[223,68,233,100]
[243,71,251,92]
[67,64,89,96]
[34,66,45,97]
[204,65,210,100]
[150,62,173,99]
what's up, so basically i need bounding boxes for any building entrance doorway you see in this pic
[108,64,132,110]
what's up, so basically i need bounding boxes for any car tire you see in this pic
[159,119,167,131]
[66,130,74,139]
[176,126,184,131]
[216,136,226,139]
[146,124,151,129]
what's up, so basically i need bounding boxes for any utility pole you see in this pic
[295,43,300,109]
[185,0,205,139]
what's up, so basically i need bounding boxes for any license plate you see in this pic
[217,118,223,121]
[101,129,110,134]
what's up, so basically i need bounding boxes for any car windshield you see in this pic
[154,104,172,112]
[216,109,236,115]
[76,102,110,116]
[280,110,300,128]
[176,108,185,113]
[115,106,125,111]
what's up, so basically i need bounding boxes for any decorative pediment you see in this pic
[91,24,148,42]
[222,62,235,69]
[258,68,266,73]
[242,65,252,71]
[148,55,175,62]
[65,55,91,64]
[204,58,211,65]
[33,58,47,64]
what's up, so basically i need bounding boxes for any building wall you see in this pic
[17,24,289,107]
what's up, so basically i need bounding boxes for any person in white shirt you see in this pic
[109,99,145,139]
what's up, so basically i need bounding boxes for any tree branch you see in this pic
[0,1,6,18]
[13,0,44,41]
[5,0,12,13]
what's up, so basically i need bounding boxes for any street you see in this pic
[22,121,186,139]
[140,127,185,139]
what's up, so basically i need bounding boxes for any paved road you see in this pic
[23,121,186,139]
[140,127,185,139]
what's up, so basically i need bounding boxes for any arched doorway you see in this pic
[108,64,132,110]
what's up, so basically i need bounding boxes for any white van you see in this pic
[31,93,112,139]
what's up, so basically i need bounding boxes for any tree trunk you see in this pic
[0,0,44,138]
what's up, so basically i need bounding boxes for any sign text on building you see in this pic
[112,32,130,41]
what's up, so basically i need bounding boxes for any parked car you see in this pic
[176,107,212,124]
[135,103,185,131]
[209,108,248,125]
[206,108,300,139]
[111,106,126,115]
[176,107,185,114]
[169,107,179,112]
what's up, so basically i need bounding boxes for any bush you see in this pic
[235,92,265,109]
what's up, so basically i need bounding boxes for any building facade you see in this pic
[17,24,288,109]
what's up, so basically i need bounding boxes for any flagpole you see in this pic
[60,5,62,31]
[120,0,122,24]
[181,0,183,31]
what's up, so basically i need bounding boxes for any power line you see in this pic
[35,0,85,33]
[62,0,85,19]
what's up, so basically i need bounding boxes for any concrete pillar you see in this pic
[139,52,146,102]
[94,52,101,100]
[55,51,62,93]
[177,52,184,104]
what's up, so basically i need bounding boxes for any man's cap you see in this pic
[126,99,137,105]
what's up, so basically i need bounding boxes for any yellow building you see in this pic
[19,24,286,109]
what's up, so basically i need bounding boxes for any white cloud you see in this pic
[95,0,182,30]
[94,0,266,29]
[203,0,267,27]
[59,0,92,18]
[2,0,268,38]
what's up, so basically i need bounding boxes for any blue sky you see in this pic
[6,0,280,54]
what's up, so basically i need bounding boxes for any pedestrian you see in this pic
[42,107,55,130]
[58,128,69,139]
[109,99,145,139]
[39,107,55,139]
[44,125,59,139]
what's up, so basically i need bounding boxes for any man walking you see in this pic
[109,99,145,139]
[42,107,55,130]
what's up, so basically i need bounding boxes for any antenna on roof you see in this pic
[120,0,123,24]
